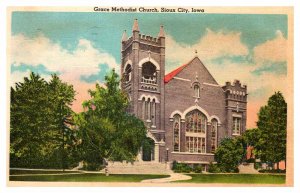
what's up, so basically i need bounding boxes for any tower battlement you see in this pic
[223,80,247,102]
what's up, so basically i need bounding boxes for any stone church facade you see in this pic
[120,19,247,169]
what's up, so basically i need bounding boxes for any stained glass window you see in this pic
[173,114,180,152]
[185,110,206,133]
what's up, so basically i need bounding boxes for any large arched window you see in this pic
[141,62,157,84]
[185,110,207,153]
[211,119,218,153]
[186,110,206,133]
[173,114,180,152]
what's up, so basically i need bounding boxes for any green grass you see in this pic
[175,174,286,184]
[9,173,170,182]
[10,169,81,175]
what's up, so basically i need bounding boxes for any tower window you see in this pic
[141,62,157,84]
[124,64,132,83]
[232,117,241,135]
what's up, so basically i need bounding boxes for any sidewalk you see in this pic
[141,172,192,183]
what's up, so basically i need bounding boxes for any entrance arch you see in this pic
[142,137,155,161]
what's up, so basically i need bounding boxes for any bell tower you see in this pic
[121,19,165,142]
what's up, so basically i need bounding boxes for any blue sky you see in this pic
[10,11,289,127]
[11,12,287,67]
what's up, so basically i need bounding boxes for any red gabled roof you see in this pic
[164,63,188,83]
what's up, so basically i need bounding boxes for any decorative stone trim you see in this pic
[138,94,160,103]
[173,76,191,82]
[171,152,214,156]
[138,57,160,70]
[203,82,220,87]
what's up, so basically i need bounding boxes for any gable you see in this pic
[164,57,219,85]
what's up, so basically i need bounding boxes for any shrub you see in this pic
[258,169,286,173]
[246,158,255,163]
[254,162,262,170]
[193,164,202,173]
[82,162,104,171]
[172,161,192,173]
[208,163,221,173]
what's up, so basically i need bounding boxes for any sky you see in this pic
[10,11,288,128]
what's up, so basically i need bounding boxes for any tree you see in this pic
[214,137,245,173]
[10,72,77,169]
[75,69,147,170]
[256,92,287,169]
[242,128,261,159]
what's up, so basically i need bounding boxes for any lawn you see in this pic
[10,169,82,175]
[175,174,286,184]
[9,173,170,182]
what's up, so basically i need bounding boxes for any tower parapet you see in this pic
[223,80,247,103]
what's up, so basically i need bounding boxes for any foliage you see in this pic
[208,162,221,173]
[255,92,287,168]
[254,162,262,170]
[10,72,77,169]
[193,164,203,173]
[214,137,245,173]
[172,161,192,173]
[75,69,147,169]
[258,169,286,173]
[245,158,255,163]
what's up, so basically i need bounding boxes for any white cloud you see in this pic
[10,34,119,112]
[10,34,119,83]
[165,28,249,72]
[165,28,288,102]
[253,30,287,64]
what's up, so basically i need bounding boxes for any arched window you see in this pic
[185,110,207,153]
[173,114,180,152]
[141,62,157,84]
[124,64,132,82]
[211,119,218,153]
[194,84,200,98]
[186,110,206,133]
[151,98,156,127]
[141,97,156,128]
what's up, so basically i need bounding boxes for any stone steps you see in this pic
[105,161,172,174]
[238,163,259,174]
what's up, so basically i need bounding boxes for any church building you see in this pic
[120,19,247,170]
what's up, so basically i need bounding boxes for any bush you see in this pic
[246,158,255,163]
[82,162,104,171]
[208,163,221,173]
[172,161,192,173]
[258,169,286,173]
[254,162,262,170]
[193,164,202,173]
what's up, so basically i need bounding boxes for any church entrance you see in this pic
[142,137,155,161]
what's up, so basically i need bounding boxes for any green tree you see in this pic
[256,92,287,169]
[215,137,246,173]
[10,72,77,169]
[75,69,147,170]
[242,128,261,159]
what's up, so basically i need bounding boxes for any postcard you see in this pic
[6,6,294,187]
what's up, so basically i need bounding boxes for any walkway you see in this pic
[141,172,192,183]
